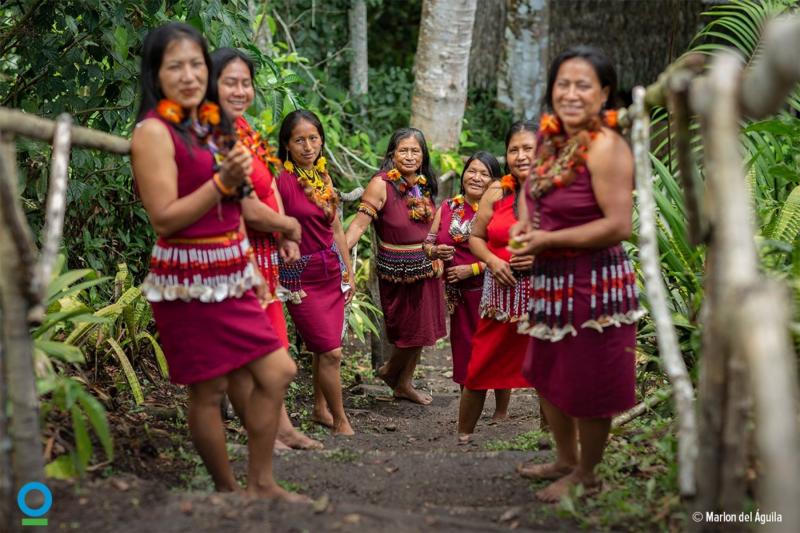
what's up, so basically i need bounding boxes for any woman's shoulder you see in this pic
[131,116,173,153]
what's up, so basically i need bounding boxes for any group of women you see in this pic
[131,21,642,504]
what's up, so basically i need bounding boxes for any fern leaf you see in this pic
[769,185,800,243]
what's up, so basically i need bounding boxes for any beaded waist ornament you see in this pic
[517,245,646,342]
[278,242,350,304]
[249,231,280,301]
[376,239,441,283]
[479,268,532,323]
[142,232,261,303]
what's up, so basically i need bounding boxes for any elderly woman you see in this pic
[510,45,644,502]
[209,47,323,450]
[345,128,446,405]
[457,124,536,440]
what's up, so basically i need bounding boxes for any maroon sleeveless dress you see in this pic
[277,170,346,353]
[464,192,530,390]
[373,172,446,348]
[435,197,482,384]
[138,111,282,385]
[520,157,644,418]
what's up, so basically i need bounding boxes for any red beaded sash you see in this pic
[142,232,261,303]
[517,245,645,342]
[479,269,532,323]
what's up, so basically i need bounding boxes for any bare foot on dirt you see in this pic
[279,430,324,450]
[311,407,334,428]
[332,418,355,436]
[246,483,312,504]
[393,386,432,405]
[534,471,600,503]
[491,410,508,421]
[516,461,575,480]
[457,434,472,445]
[274,439,292,452]
[377,363,399,389]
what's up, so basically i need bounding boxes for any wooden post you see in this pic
[0,306,12,533]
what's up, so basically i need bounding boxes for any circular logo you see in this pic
[692,512,703,523]
[17,482,52,517]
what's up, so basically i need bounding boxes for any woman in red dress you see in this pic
[277,110,356,435]
[209,48,322,450]
[457,123,536,439]
[131,23,305,501]
[510,46,644,502]
[346,128,446,405]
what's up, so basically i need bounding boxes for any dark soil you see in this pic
[46,343,590,532]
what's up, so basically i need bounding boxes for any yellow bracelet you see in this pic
[212,173,236,197]
[471,262,480,276]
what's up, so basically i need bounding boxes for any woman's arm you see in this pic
[345,176,387,249]
[333,214,355,303]
[422,206,454,261]
[468,183,516,286]
[511,129,633,255]
[271,176,286,215]
[241,194,301,241]
[132,119,251,237]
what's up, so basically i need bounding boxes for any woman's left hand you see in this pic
[344,269,355,305]
[509,229,550,256]
[446,264,474,284]
[279,239,301,264]
[254,272,271,308]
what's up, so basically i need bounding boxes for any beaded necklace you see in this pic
[284,158,338,222]
[235,118,282,175]
[448,195,478,243]
[386,168,433,222]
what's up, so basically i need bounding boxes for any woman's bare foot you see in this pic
[311,407,334,428]
[246,482,312,503]
[274,439,292,452]
[534,471,600,503]
[279,430,324,450]
[491,410,508,421]
[516,461,575,480]
[377,363,399,389]
[457,433,472,445]
[332,418,355,436]
[393,385,432,405]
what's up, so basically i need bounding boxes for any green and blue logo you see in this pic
[17,482,52,527]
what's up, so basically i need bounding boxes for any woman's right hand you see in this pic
[279,238,301,264]
[434,244,456,261]
[218,142,252,189]
[487,255,516,287]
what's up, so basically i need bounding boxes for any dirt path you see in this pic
[48,345,588,532]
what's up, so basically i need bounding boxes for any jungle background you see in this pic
[1,0,799,531]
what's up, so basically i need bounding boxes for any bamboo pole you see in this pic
[0,107,129,154]
[631,86,698,497]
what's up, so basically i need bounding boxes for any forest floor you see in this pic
[45,339,680,532]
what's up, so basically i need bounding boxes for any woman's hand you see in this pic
[344,268,355,305]
[433,244,456,261]
[508,229,551,256]
[279,238,301,264]
[446,264,474,284]
[254,272,271,308]
[509,254,534,271]
[486,255,516,287]
[218,142,252,189]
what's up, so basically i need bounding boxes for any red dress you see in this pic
[464,192,530,390]
[373,172,446,348]
[139,111,282,385]
[238,117,288,348]
[278,170,346,353]
[520,159,644,418]
[435,197,482,384]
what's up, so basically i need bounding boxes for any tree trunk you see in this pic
[467,0,505,92]
[410,0,477,151]
[349,0,368,96]
[249,0,273,56]
[496,0,550,120]
[0,307,12,533]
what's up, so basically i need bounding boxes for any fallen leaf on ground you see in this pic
[313,494,330,513]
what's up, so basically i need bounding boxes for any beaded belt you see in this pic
[142,231,261,303]
[479,269,532,323]
[517,245,646,342]
[376,239,441,284]
[278,242,349,304]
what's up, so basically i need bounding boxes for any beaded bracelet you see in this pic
[471,262,480,276]
[357,201,378,219]
[212,173,236,197]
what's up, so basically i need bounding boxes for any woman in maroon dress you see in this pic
[131,23,305,502]
[277,110,355,435]
[510,46,644,502]
[346,128,446,405]
[429,152,497,388]
[209,48,322,450]
[458,124,536,439]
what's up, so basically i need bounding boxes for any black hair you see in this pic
[208,47,256,105]
[543,45,618,112]
[136,23,232,148]
[277,109,325,165]
[379,127,438,197]
[503,120,537,175]
[459,151,501,195]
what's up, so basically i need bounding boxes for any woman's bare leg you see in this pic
[458,387,488,436]
[517,397,577,480]
[311,354,334,427]
[315,347,354,435]
[393,347,431,405]
[492,389,511,420]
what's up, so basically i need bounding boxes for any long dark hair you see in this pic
[503,120,537,175]
[543,45,618,112]
[277,109,325,165]
[379,128,438,197]
[459,151,501,195]
[208,47,255,105]
[136,23,232,148]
